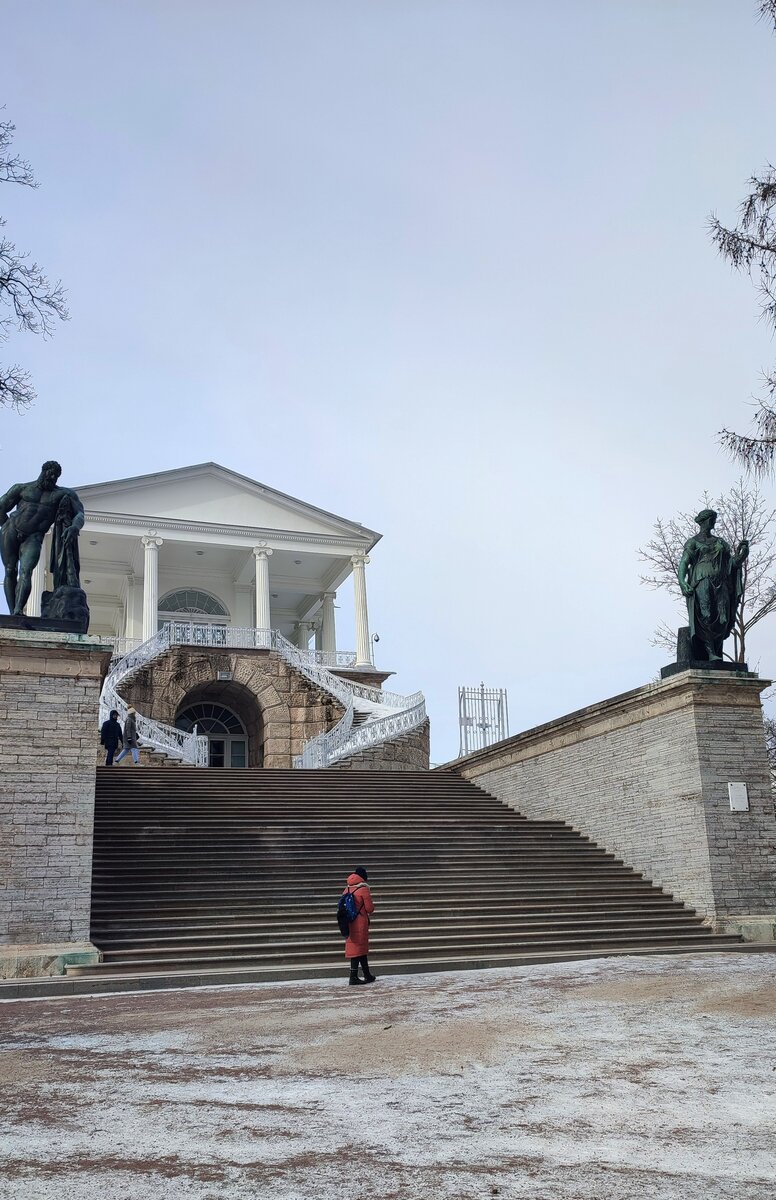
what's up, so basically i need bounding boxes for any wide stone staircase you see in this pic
[69,768,742,988]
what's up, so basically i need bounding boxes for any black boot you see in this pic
[349,961,365,986]
[360,955,376,983]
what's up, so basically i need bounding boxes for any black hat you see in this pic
[354,865,368,881]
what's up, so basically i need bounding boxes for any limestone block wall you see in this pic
[445,670,776,936]
[123,646,344,768]
[0,630,112,969]
[332,719,430,772]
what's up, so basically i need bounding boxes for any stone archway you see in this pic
[174,680,264,767]
[122,645,344,767]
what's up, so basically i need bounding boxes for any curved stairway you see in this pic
[100,625,426,768]
[66,768,743,989]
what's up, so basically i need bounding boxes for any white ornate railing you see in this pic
[307,649,358,667]
[295,698,426,768]
[99,625,208,766]
[107,626,358,670]
[100,622,426,769]
[107,636,141,659]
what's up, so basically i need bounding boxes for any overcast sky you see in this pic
[2,1,776,761]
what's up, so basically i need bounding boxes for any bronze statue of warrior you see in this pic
[0,461,84,615]
[678,508,749,661]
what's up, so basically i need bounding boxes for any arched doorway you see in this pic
[174,681,264,767]
[176,702,248,767]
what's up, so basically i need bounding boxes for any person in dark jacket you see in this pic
[115,707,140,765]
[343,866,375,985]
[99,709,123,766]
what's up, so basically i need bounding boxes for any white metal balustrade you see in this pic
[99,623,426,768]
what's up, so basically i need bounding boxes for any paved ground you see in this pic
[0,952,775,1199]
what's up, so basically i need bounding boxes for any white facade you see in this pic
[41,463,380,667]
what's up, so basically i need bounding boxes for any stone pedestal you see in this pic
[449,668,776,939]
[0,629,113,977]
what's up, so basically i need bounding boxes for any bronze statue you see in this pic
[678,508,748,661]
[0,460,85,617]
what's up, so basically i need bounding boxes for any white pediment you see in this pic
[76,463,378,541]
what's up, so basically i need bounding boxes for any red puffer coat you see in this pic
[343,873,374,959]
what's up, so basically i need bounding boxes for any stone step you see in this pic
[88,768,741,983]
[0,940,755,998]
[91,903,689,936]
[76,928,742,975]
[94,911,710,950]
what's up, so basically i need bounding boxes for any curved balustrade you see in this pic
[100,622,426,769]
[99,626,208,766]
[295,698,427,768]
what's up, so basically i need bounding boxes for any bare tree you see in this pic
[711,2,776,472]
[0,116,68,410]
[640,479,776,663]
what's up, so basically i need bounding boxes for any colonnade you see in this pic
[122,536,373,664]
[23,530,374,665]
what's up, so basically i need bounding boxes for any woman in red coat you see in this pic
[343,866,375,985]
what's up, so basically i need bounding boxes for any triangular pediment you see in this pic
[76,463,379,541]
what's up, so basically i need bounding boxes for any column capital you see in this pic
[351,553,370,567]
[252,545,274,560]
[141,532,164,550]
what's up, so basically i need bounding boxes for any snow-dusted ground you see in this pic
[1,953,775,1199]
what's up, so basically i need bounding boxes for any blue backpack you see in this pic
[337,890,359,937]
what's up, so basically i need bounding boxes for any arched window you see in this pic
[176,702,247,768]
[176,703,246,736]
[158,589,229,618]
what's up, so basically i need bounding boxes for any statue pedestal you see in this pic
[0,628,112,977]
[660,659,749,680]
[0,613,88,636]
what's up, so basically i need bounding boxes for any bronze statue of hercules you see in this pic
[0,461,84,616]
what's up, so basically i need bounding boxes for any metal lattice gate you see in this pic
[458,683,510,756]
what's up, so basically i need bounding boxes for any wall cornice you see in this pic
[83,510,371,551]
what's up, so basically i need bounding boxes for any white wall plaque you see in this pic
[728,782,750,812]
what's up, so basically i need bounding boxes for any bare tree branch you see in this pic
[0,119,37,188]
[711,9,776,469]
[0,112,67,410]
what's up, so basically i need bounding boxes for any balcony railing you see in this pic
[105,626,357,668]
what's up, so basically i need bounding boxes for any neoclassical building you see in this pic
[25,462,428,771]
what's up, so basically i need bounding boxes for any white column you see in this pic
[314,620,323,652]
[26,557,45,617]
[253,546,273,631]
[321,591,337,654]
[296,621,310,650]
[141,533,163,641]
[351,553,371,667]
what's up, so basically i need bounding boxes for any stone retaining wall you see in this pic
[0,629,112,975]
[444,670,776,939]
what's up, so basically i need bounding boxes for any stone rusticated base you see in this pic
[122,645,345,768]
[445,668,776,934]
[0,941,101,979]
[0,629,112,976]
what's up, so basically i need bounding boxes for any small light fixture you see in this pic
[84,579,92,585]
[195,550,205,556]
[89,540,98,546]
[294,559,302,565]
[271,593,278,599]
